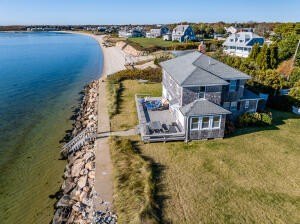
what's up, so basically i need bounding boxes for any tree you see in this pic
[289,80,300,106]
[290,67,300,85]
[257,44,271,70]
[249,43,260,60]
[270,44,279,69]
[278,34,298,61]
[215,26,225,34]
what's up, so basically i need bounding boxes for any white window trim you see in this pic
[201,116,211,130]
[190,117,199,130]
[212,115,222,129]
[245,100,250,109]
[190,115,222,131]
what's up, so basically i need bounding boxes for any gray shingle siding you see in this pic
[229,99,258,117]
[221,79,246,102]
[182,86,223,106]
[188,115,226,140]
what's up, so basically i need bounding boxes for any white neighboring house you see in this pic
[118,28,144,38]
[146,26,169,38]
[163,32,172,41]
[225,26,238,34]
[223,32,264,57]
[225,26,255,34]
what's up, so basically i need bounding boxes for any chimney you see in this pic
[198,41,206,53]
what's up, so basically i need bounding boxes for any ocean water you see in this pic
[0,32,102,223]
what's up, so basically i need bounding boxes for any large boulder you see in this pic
[78,175,87,189]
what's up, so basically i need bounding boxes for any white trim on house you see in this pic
[190,115,222,131]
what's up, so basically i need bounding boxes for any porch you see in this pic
[135,94,186,142]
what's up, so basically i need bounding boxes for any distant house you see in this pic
[163,32,172,41]
[213,33,226,40]
[223,32,264,57]
[118,28,144,38]
[136,51,262,142]
[172,25,196,42]
[225,26,255,34]
[225,26,238,34]
[146,26,169,38]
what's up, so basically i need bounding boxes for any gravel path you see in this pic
[91,35,126,212]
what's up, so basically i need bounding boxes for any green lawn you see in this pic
[110,80,161,131]
[127,37,179,50]
[110,80,300,224]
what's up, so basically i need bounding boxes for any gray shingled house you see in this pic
[136,51,262,142]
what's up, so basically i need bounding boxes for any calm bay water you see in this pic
[0,32,102,223]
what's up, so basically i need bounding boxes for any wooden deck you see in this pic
[135,94,186,142]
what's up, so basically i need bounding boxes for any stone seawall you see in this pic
[52,80,117,224]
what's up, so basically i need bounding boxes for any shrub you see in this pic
[224,120,236,135]
[238,112,272,127]
[289,80,300,107]
[289,67,300,86]
[267,95,292,111]
[154,55,173,65]
[108,68,162,83]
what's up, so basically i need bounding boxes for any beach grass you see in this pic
[109,136,159,224]
[109,79,300,223]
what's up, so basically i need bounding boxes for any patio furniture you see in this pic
[150,121,163,133]
[162,124,169,132]
[168,125,177,133]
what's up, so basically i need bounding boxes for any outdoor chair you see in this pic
[162,123,169,132]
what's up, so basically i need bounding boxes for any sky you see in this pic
[0,0,299,25]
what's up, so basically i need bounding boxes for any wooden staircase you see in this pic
[62,127,97,155]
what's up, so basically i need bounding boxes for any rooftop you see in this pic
[160,51,250,86]
[180,99,231,116]
[223,32,264,47]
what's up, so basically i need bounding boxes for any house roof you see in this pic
[172,25,190,35]
[180,99,231,116]
[241,89,262,100]
[223,32,264,47]
[160,51,250,86]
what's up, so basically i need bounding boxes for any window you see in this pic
[201,116,210,129]
[198,86,206,99]
[245,100,250,109]
[229,80,237,92]
[212,116,221,128]
[230,102,237,111]
[223,102,230,110]
[191,117,199,130]
[237,102,241,111]
[190,116,222,131]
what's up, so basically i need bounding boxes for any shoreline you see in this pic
[52,32,126,223]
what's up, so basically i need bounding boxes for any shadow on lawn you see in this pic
[132,140,171,224]
[228,110,300,138]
